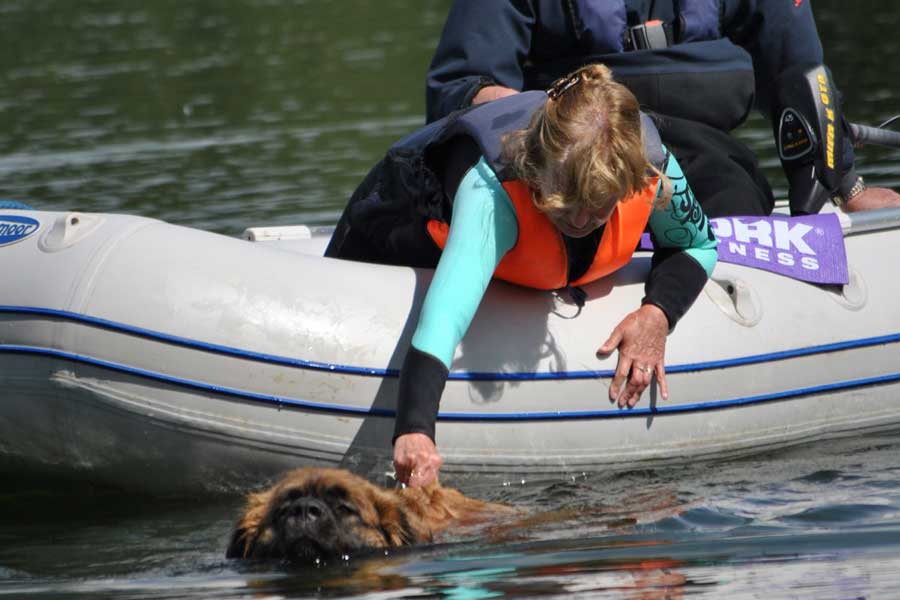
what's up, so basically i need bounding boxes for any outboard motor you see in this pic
[774,64,849,215]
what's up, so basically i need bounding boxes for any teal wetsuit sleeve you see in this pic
[411,156,519,368]
[393,157,518,441]
[647,148,718,275]
[643,148,718,328]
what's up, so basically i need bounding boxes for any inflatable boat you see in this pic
[1,207,899,494]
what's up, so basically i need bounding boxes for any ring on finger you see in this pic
[635,365,652,374]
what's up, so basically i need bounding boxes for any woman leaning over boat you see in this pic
[325,64,718,487]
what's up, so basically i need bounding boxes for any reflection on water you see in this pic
[2,0,900,597]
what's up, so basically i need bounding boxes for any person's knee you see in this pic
[677,154,774,218]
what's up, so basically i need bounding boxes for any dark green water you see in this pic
[5,437,900,599]
[2,1,900,597]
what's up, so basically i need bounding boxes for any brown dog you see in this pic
[226,467,511,561]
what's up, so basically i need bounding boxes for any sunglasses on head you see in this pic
[547,73,583,100]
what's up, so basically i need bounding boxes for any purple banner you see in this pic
[640,213,849,285]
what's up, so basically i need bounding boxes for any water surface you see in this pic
[4,436,900,598]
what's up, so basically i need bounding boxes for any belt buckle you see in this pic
[627,20,669,51]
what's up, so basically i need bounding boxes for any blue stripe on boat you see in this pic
[1,343,898,420]
[1,304,898,381]
[0,200,35,210]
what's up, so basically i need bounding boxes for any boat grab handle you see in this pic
[705,275,762,327]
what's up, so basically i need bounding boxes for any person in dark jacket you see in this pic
[425,0,900,217]
[327,65,718,487]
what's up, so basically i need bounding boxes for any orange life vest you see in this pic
[426,177,657,290]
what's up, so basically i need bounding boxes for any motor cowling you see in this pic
[774,64,849,215]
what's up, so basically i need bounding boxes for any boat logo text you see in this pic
[0,215,40,247]
[711,217,821,272]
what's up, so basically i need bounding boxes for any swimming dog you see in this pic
[226,467,510,561]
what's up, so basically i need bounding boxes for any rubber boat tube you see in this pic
[1,209,900,494]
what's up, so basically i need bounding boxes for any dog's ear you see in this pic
[373,491,433,547]
[225,487,276,559]
[225,525,252,558]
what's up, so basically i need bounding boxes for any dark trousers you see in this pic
[324,152,443,268]
[656,115,775,218]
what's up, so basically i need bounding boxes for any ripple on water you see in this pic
[783,502,898,524]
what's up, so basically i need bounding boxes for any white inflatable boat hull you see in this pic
[1,209,899,494]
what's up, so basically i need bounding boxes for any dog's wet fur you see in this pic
[226,467,510,561]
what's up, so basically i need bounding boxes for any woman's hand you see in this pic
[471,85,518,106]
[597,304,669,408]
[393,433,443,488]
[844,186,900,212]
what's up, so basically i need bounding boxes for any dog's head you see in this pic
[226,468,434,561]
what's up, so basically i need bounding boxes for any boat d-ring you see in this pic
[39,212,105,252]
[705,275,763,326]
[825,266,867,311]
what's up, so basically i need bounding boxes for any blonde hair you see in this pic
[502,64,672,215]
